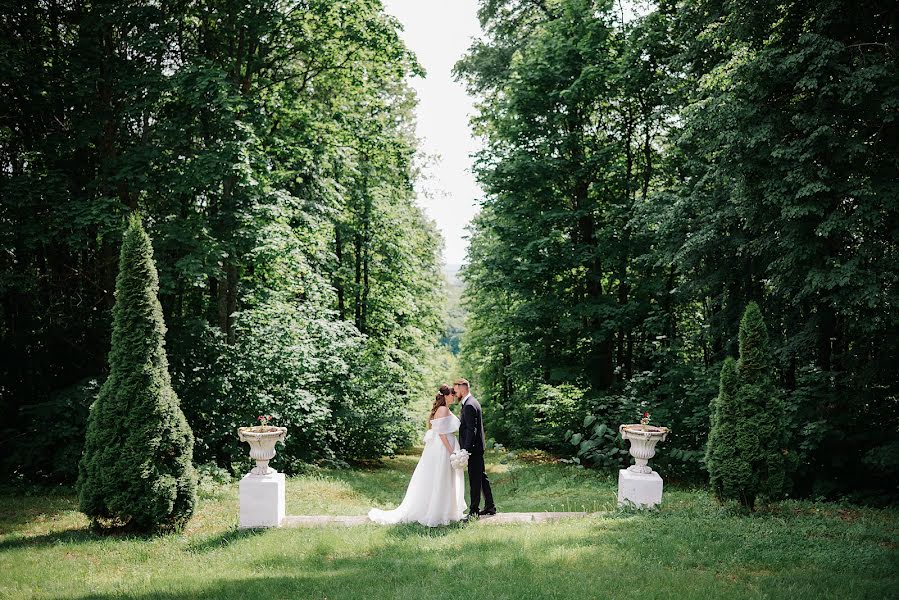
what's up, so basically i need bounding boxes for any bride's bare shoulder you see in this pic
[433,405,450,418]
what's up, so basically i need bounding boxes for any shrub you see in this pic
[196,462,233,500]
[562,364,716,479]
[76,214,197,532]
[2,377,98,484]
[706,358,750,501]
[523,383,586,453]
[169,303,415,474]
[706,302,790,510]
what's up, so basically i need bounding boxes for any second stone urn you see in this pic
[238,425,288,476]
[237,425,287,529]
[619,423,670,474]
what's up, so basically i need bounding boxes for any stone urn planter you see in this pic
[238,425,287,476]
[619,424,670,474]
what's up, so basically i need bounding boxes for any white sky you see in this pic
[382,0,484,267]
[382,1,648,267]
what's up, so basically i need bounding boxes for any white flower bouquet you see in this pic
[450,449,470,470]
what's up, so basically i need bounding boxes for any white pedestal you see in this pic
[239,471,285,528]
[617,469,663,508]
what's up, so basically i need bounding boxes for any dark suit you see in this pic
[459,394,494,513]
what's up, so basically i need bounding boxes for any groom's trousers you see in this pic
[467,450,494,512]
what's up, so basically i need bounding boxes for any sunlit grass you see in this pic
[0,449,896,599]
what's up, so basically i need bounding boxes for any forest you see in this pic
[455,0,897,500]
[1,0,897,504]
[1,0,447,480]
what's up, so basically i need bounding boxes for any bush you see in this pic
[196,462,233,499]
[706,358,749,501]
[169,302,416,474]
[76,214,197,532]
[522,383,586,453]
[706,302,791,509]
[558,362,716,479]
[2,377,98,484]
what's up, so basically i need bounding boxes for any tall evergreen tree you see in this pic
[77,214,196,532]
[706,302,789,509]
[736,302,790,503]
[706,357,745,501]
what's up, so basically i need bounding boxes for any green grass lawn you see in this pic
[1,449,896,599]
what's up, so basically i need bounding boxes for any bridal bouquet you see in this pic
[450,449,470,470]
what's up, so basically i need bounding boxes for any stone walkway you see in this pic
[282,512,591,527]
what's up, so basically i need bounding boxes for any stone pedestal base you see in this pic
[239,471,285,528]
[617,469,663,508]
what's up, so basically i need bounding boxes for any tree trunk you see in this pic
[360,167,372,334]
[354,227,363,330]
[335,226,346,320]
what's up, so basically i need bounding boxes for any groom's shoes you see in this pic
[462,510,480,523]
[479,506,497,517]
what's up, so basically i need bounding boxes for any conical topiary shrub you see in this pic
[77,213,197,532]
[706,302,789,510]
[706,357,751,502]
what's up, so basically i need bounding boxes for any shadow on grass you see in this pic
[0,528,99,551]
[19,501,899,600]
[186,526,266,554]
[0,517,234,551]
[0,522,182,550]
[0,493,80,534]
[383,520,467,541]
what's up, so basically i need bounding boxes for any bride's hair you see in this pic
[427,384,453,428]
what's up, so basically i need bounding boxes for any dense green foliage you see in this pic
[438,266,465,355]
[1,0,896,505]
[707,304,791,509]
[667,0,899,498]
[77,214,196,532]
[0,0,445,481]
[456,0,898,499]
[707,358,742,500]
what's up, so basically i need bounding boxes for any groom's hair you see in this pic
[454,378,470,388]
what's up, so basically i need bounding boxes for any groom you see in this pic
[453,379,496,520]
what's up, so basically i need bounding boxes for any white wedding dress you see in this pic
[368,413,467,527]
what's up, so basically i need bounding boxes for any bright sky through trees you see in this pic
[382,0,483,267]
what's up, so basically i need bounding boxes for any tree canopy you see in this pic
[1,0,446,479]
[456,0,897,499]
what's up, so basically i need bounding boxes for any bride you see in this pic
[368,384,467,526]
